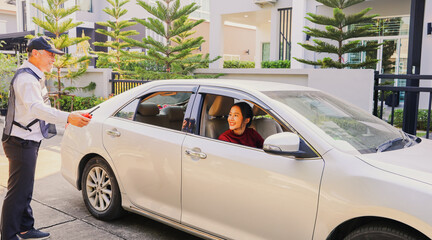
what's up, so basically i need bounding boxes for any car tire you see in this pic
[81,157,124,220]
[344,223,422,240]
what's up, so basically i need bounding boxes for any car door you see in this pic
[181,87,324,239]
[103,84,197,221]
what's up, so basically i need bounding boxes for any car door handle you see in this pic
[185,149,207,159]
[106,128,121,137]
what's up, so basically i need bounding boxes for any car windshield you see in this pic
[264,90,410,154]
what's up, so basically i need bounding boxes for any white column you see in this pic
[31,0,44,34]
[269,8,279,61]
[0,20,6,34]
[419,0,432,109]
[209,13,224,69]
[16,0,23,32]
[255,25,263,68]
[68,28,78,54]
[291,0,307,69]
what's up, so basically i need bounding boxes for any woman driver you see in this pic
[218,102,264,148]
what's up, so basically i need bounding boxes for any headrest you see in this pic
[253,105,267,116]
[208,96,234,117]
[161,106,184,121]
[137,103,159,116]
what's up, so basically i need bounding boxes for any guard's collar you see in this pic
[20,60,45,80]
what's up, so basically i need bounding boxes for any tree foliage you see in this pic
[29,0,93,108]
[121,0,219,75]
[0,51,18,108]
[294,0,380,69]
[93,0,139,74]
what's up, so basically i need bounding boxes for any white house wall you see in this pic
[210,0,424,69]
[256,22,271,67]
[210,0,297,68]
[0,14,16,34]
[315,0,410,18]
[420,0,432,109]
[291,0,307,68]
[0,0,16,34]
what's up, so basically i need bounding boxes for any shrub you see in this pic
[223,60,255,68]
[389,109,432,131]
[261,60,291,68]
[0,53,19,109]
[50,95,106,112]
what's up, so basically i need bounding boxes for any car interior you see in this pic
[200,94,284,142]
[130,91,285,142]
[133,91,189,131]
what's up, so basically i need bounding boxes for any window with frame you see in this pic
[115,91,192,131]
[198,94,284,146]
[76,0,92,12]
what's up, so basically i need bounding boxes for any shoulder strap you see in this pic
[12,119,39,132]
[2,68,43,140]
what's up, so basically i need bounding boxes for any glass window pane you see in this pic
[134,91,192,131]
[382,40,397,74]
[264,91,405,154]
[262,42,270,62]
[115,99,139,120]
[348,16,409,37]
[76,0,92,12]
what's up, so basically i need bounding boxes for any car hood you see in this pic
[356,139,432,185]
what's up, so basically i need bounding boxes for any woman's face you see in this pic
[228,105,250,134]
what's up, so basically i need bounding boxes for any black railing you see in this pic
[278,8,292,61]
[109,72,150,95]
[374,71,432,138]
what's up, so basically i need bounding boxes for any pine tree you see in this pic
[169,17,219,75]
[293,0,380,69]
[92,0,139,75]
[122,0,216,76]
[30,0,92,108]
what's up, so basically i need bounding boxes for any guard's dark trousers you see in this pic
[1,136,41,240]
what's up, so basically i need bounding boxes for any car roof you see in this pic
[150,79,318,93]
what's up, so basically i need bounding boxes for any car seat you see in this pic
[160,106,184,131]
[135,103,168,127]
[250,105,283,140]
[205,96,234,139]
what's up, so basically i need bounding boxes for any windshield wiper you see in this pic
[376,137,403,152]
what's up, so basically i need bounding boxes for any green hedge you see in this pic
[50,95,106,112]
[223,60,255,68]
[261,60,291,68]
[261,60,290,68]
[389,109,432,131]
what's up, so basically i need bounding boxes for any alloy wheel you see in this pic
[86,166,112,211]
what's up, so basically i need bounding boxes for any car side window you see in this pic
[115,99,139,120]
[134,91,192,131]
[250,105,285,140]
[199,94,234,139]
[198,94,285,142]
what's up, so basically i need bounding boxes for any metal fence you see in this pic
[109,72,150,95]
[374,72,432,138]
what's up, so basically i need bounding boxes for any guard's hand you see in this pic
[67,112,91,127]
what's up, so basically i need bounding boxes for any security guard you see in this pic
[1,36,91,240]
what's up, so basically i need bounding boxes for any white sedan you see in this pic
[61,79,432,240]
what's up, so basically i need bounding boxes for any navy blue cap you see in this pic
[27,36,64,55]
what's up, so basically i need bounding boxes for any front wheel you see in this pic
[81,157,124,220]
[344,223,425,240]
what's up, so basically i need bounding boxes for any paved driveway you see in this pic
[0,119,201,240]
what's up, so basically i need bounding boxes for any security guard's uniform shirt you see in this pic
[11,60,69,142]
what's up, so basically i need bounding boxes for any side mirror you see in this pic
[263,132,316,158]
